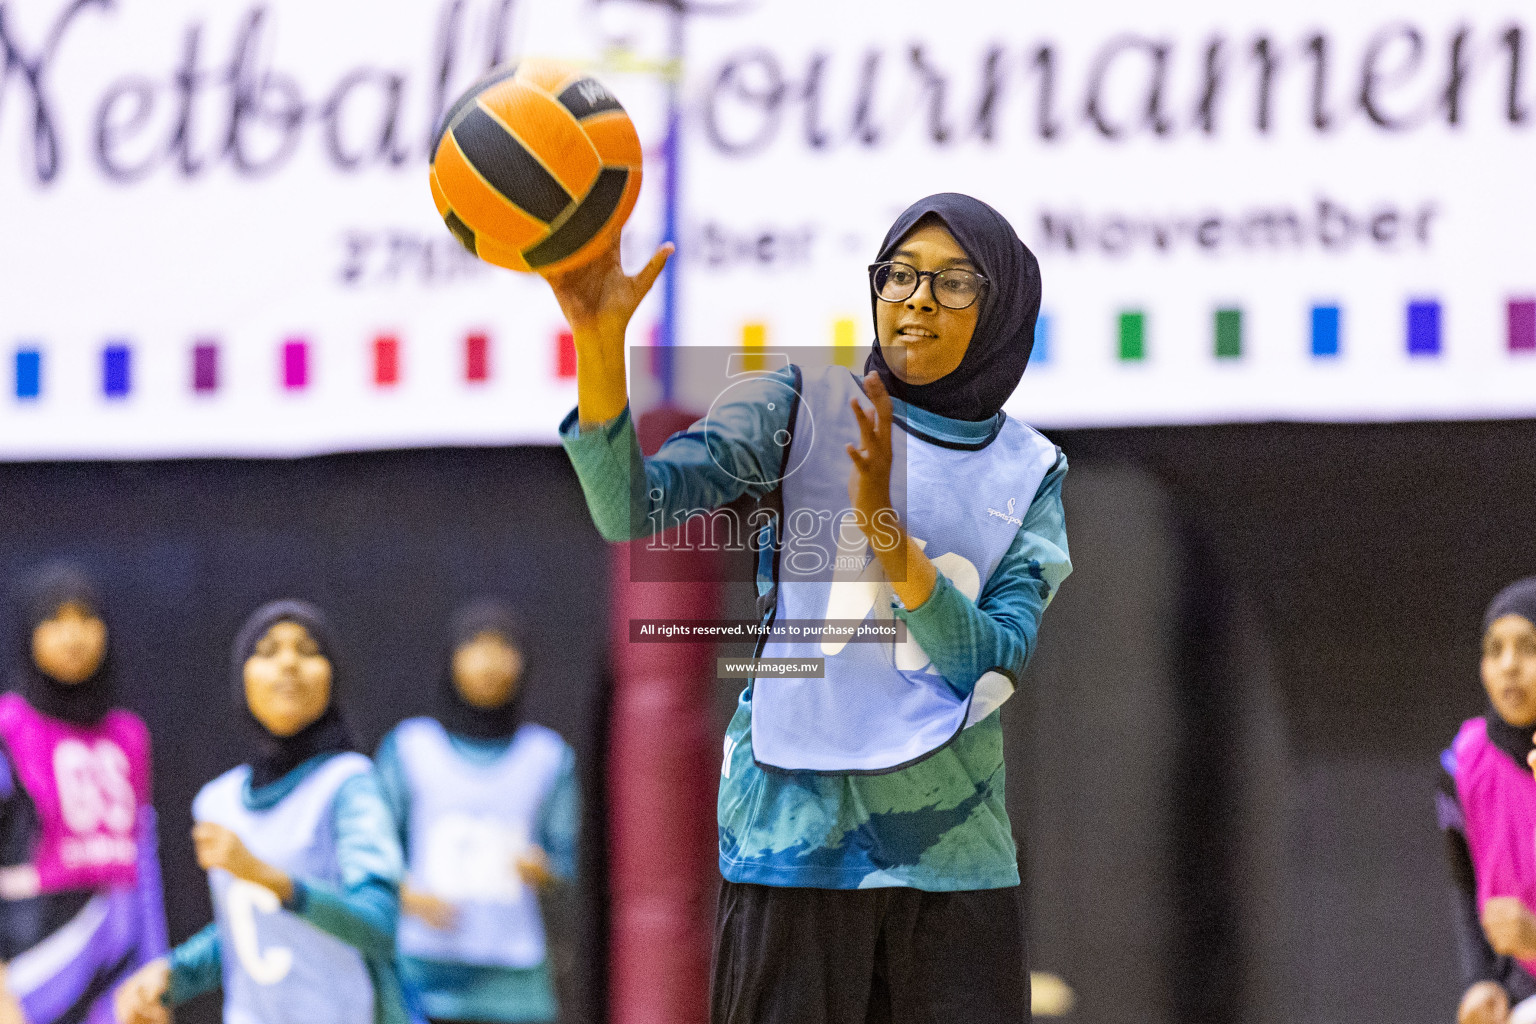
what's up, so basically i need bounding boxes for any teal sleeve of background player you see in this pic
[557,366,796,542]
[535,746,580,881]
[289,772,404,958]
[371,730,412,854]
[894,454,1072,696]
[165,922,222,1005]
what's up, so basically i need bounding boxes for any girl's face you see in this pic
[453,630,523,710]
[874,221,982,387]
[32,601,107,685]
[244,620,332,737]
[1482,614,1536,728]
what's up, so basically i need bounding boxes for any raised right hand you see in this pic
[114,958,171,1024]
[544,237,672,342]
[543,236,672,428]
[1459,980,1510,1024]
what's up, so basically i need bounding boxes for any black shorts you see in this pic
[710,880,1030,1024]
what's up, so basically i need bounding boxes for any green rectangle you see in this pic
[1215,308,1242,358]
[1118,312,1145,361]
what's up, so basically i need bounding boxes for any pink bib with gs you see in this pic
[0,692,150,892]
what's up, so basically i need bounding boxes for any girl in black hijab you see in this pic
[0,563,167,1024]
[547,193,1071,1022]
[115,599,412,1024]
[375,599,578,1024]
[1439,578,1536,1024]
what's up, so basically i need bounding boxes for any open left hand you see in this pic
[846,371,894,543]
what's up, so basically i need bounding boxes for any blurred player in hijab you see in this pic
[1440,579,1536,1024]
[375,600,578,1024]
[0,564,166,1024]
[114,600,412,1024]
[548,193,1070,1022]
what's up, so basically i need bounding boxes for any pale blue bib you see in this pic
[192,754,374,1024]
[752,366,1058,773]
[395,719,565,968]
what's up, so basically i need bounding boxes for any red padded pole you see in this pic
[607,407,719,1024]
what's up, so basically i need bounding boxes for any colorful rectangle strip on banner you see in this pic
[374,335,400,386]
[1215,309,1242,359]
[465,332,489,382]
[741,322,766,372]
[1032,314,1051,364]
[1407,300,1442,356]
[833,318,857,368]
[193,342,218,393]
[1510,299,1536,353]
[1119,312,1145,361]
[103,344,131,398]
[1311,306,1341,357]
[283,339,309,390]
[556,330,576,378]
[14,348,40,400]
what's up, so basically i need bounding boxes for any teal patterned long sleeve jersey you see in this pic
[559,368,1070,890]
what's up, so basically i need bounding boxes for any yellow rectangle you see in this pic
[742,322,766,372]
[833,318,857,367]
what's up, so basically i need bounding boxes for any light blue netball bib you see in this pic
[395,719,565,968]
[192,753,374,1024]
[752,366,1059,773]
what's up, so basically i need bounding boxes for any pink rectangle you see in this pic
[1510,299,1536,353]
[283,339,308,389]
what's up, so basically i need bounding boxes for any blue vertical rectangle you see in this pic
[1311,305,1340,357]
[103,344,131,398]
[1031,313,1051,364]
[15,349,40,399]
[1407,300,1441,356]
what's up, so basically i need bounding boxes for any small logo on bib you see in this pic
[986,496,1022,527]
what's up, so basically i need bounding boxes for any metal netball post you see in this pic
[583,5,752,1024]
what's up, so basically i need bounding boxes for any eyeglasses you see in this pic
[868,261,988,310]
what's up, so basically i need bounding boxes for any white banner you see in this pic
[1,0,1533,459]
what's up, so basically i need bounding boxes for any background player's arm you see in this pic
[281,772,403,958]
[114,922,221,1023]
[373,733,455,929]
[891,455,1071,696]
[535,747,580,884]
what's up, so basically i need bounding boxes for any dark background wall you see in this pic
[1018,420,1536,1024]
[2,419,1534,1023]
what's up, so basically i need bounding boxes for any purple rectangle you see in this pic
[192,343,218,392]
[1510,299,1536,353]
[283,339,308,390]
[1407,300,1441,356]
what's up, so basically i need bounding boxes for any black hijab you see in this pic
[436,600,526,741]
[865,193,1042,423]
[231,600,357,789]
[14,564,116,726]
[1481,577,1536,765]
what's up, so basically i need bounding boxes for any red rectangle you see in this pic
[556,330,576,378]
[465,332,489,382]
[374,335,399,386]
